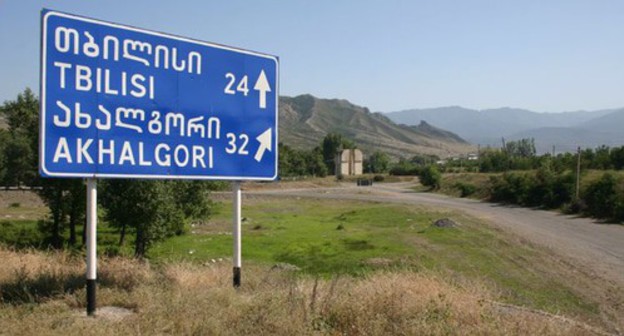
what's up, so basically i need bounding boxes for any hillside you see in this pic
[386,106,623,153]
[279,95,473,158]
[577,108,624,133]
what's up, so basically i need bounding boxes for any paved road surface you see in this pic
[249,182,624,286]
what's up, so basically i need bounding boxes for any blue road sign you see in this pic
[40,9,278,180]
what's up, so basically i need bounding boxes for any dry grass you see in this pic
[0,191,45,209]
[0,247,610,335]
[241,176,341,191]
[0,191,48,221]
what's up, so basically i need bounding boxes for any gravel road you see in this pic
[248,182,624,287]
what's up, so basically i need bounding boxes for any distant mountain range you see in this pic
[386,107,624,153]
[279,95,473,158]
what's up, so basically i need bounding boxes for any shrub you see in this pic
[541,171,574,209]
[389,161,420,176]
[582,173,619,220]
[488,172,532,205]
[420,165,441,190]
[373,175,385,182]
[454,182,476,198]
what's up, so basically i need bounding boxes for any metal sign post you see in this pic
[85,178,97,315]
[40,9,278,314]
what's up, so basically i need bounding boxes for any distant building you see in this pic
[335,149,363,177]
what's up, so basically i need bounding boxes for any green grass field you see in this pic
[149,196,600,319]
[0,191,610,324]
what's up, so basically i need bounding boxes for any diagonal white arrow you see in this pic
[254,128,272,162]
[254,70,271,109]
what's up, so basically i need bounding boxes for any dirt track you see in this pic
[248,182,624,287]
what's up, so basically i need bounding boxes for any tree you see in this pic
[278,143,295,176]
[0,130,7,183]
[101,179,219,257]
[611,146,624,170]
[409,154,439,166]
[36,179,68,248]
[479,149,510,172]
[1,89,86,248]
[0,88,39,186]
[365,151,390,174]
[304,147,328,177]
[593,145,612,170]
[505,138,536,158]
[102,180,185,257]
[2,134,35,186]
[65,179,86,246]
[321,133,355,174]
[278,143,327,177]
[170,180,217,230]
[389,158,419,176]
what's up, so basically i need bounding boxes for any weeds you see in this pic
[0,247,612,335]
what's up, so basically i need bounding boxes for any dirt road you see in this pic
[249,182,624,287]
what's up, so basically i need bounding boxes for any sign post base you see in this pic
[86,279,96,316]
[233,182,242,288]
[233,267,241,288]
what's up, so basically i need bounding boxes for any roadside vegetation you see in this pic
[392,138,624,224]
[1,196,621,334]
[0,246,607,336]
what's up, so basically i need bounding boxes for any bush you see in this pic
[389,161,420,176]
[564,198,586,215]
[488,172,532,205]
[373,175,385,182]
[488,169,573,209]
[454,182,476,198]
[540,170,574,209]
[420,165,441,190]
[582,173,619,220]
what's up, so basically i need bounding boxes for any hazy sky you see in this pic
[1,1,624,112]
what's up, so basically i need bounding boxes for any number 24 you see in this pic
[224,73,249,96]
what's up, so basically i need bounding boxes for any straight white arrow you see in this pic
[254,70,271,109]
[254,128,272,162]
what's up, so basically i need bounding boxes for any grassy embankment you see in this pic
[0,189,621,334]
